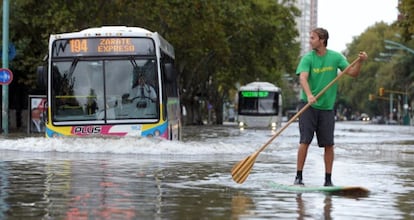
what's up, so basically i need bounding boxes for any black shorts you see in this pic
[298,101,335,147]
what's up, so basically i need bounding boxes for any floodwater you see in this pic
[0,121,413,219]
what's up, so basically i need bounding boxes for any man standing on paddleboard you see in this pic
[294,28,368,186]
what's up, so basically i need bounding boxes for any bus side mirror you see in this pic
[37,66,47,88]
[164,63,176,82]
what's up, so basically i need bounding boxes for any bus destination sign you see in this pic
[241,91,269,98]
[52,37,155,57]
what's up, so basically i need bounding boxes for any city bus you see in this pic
[236,82,282,130]
[37,26,181,140]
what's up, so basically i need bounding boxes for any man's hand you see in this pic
[307,95,316,104]
[358,51,368,61]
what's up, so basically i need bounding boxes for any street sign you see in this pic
[0,68,13,85]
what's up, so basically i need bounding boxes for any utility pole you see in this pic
[2,0,10,135]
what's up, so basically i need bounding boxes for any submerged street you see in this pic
[0,121,413,219]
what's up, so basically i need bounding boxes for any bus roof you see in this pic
[50,26,175,58]
[80,26,152,35]
[239,81,281,92]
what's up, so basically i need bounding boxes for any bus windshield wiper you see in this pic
[67,57,79,79]
[129,56,138,69]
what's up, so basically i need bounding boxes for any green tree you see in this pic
[338,23,393,116]
[4,0,300,129]
[397,0,414,41]
[339,21,414,120]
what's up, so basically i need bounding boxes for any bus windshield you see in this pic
[238,91,279,115]
[51,57,159,123]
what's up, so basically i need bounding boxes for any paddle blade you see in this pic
[231,152,258,184]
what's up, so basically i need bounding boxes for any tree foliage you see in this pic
[4,0,300,125]
[4,0,413,127]
[339,20,414,120]
[397,0,414,41]
[334,0,414,122]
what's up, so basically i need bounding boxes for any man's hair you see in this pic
[312,28,329,47]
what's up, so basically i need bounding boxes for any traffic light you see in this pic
[379,87,385,96]
[369,94,374,101]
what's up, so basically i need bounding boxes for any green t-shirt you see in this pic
[296,50,349,110]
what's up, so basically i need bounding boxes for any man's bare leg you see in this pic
[294,143,310,185]
[324,145,334,186]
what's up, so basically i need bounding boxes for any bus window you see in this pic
[105,59,159,120]
[257,92,279,114]
[238,91,279,115]
[52,61,104,122]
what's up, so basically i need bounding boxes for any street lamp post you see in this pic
[384,40,414,55]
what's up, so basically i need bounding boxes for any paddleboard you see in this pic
[269,182,369,197]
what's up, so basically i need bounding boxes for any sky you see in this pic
[318,0,399,52]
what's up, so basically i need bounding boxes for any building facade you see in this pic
[295,0,318,56]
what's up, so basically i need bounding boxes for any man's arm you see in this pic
[299,72,316,104]
[346,51,368,77]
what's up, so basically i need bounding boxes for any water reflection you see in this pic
[323,195,332,220]
[64,161,141,220]
[0,160,163,219]
[231,193,255,219]
[295,194,339,220]
[0,161,9,220]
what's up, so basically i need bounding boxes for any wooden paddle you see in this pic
[231,57,362,184]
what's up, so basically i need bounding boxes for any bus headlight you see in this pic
[239,122,245,130]
[271,122,277,130]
